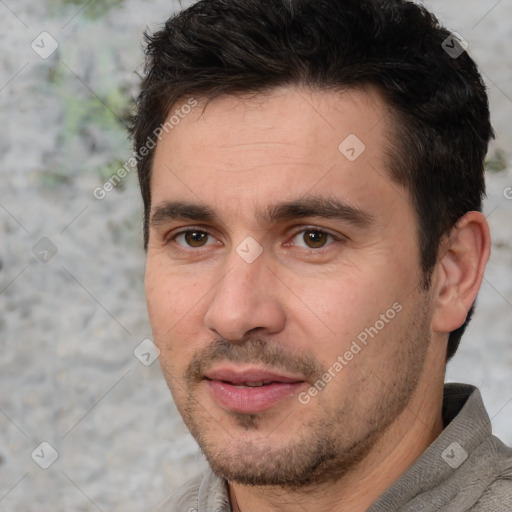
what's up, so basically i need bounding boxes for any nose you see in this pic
[203,247,286,342]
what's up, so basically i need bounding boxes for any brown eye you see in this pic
[290,229,338,250]
[303,230,329,248]
[174,230,214,248]
[185,231,208,247]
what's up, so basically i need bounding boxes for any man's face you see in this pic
[145,87,436,486]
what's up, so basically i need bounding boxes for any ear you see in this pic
[431,211,491,334]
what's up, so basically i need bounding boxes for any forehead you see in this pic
[156,86,389,160]
[150,86,407,228]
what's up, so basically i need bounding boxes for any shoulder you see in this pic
[152,472,203,512]
[470,435,512,511]
[152,469,231,512]
[470,478,512,511]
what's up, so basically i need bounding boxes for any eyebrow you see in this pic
[150,195,374,230]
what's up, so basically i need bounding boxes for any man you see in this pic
[131,0,512,510]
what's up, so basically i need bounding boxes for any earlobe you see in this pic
[431,211,491,334]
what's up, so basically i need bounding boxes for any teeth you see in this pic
[231,381,269,388]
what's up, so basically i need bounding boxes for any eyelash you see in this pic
[167,226,343,253]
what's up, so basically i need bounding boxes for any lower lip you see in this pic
[206,380,306,413]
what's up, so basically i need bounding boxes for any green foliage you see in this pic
[38,23,134,187]
[97,159,131,190]
[36,0,138,189]
[49,0,125,20]
[485,149,509,173]
[39,170,74,188]
[46,68,131,184]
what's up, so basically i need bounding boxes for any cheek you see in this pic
[145,265,170,337]
[145,260,194,346]
[145,257,216,376]
[287,267,407,367]
[295,272,388,329]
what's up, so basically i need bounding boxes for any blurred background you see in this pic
[0,0,511,510]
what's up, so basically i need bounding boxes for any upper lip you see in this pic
[204,365,305,384]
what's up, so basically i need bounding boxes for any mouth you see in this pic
[203,366,308,414]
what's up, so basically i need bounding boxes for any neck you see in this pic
[229,383,444,512]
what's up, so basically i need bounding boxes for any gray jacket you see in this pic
[155,383,512,511]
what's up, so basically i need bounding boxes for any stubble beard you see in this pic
[171,301,431,489]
